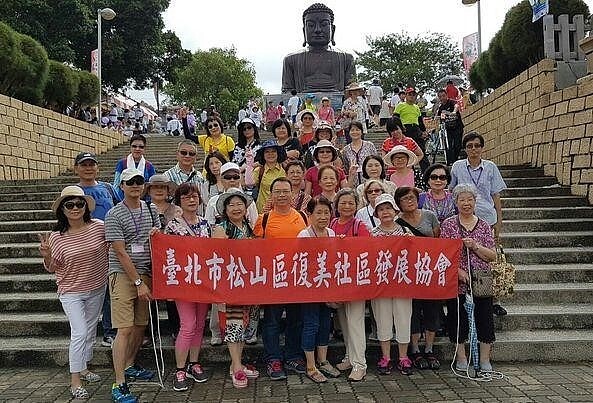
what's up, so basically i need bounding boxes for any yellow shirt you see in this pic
[254,164,286,213]
[197,134,236,157]
[395,102,421,125]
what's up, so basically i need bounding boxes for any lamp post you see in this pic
[97,8,116,125]
[462,0,482,55]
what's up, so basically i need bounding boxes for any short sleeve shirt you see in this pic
[394,102,421,125]
[381,136,420,154]
[254,209,307,238]
[305,165,347,197]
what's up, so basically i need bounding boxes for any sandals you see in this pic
[229,365,259,379]
[335,358,352,371]
[318,361,340,378]
[410,352,429,370]
[70,386,89,399]
[424,352,440,370]
[231,370,248,388]
[80,371,101,382]
[306,368,327,384]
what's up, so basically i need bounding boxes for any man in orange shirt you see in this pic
[254,177,307,380]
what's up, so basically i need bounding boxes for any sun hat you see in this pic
[373,194,399,217]
[313,139,338,162]
[237,117,256,130]
[74,152,98,165]
[344,82,365,94]
[216,188,254,217]
[52,186,96,213]
[143,174,177,196]
[321,96,330,101]
[254,139,287,165]
[315,120,334,140]
[296,109,318,123]
[305,93,315,99]
[383,145,418,168]
[220,162,241,176]
[120,168,144,182]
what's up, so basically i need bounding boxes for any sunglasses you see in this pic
[208,123,220,129]
[317,149,333,154]
[366,188,383,194]
[63,200,86,210]
[429,174,448,181]
[125,177,145,186]
[131,144,145,149]
[222,174,240,180]
[179,150,197,157]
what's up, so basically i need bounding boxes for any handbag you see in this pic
[491,244,516,298]
[470,266,494,298]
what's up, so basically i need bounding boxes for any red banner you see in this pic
[150,233,461,304]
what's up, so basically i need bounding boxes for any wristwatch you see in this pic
[134,278,143,287]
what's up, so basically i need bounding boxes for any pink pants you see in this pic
[175,300,209,351]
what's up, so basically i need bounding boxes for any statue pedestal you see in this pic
[263,91,345,115]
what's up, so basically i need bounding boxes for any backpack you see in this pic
[99,181,119,205]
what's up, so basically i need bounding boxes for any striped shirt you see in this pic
[163,164,206,216]
[105,201,160,275]
[47,219,108,294]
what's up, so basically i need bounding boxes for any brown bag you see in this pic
[491,244,515,298]
[471,268,494,298]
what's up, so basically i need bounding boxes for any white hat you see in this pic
[121,168,144,182]
[216,188,254,217]
[373,194,399,217]
[143,174,177,196]
[220,162,241,176]
[313,139,338,162]
[52,186,96,213]
[383,145,417,168]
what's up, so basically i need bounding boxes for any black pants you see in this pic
[446,126,463,164]
[446,294,495,344]
[405,124,429,172]
[411,299,442,334]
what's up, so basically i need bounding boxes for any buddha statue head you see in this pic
[302,3,336,48]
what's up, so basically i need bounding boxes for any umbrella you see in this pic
[436,75,465,88]
[463,293,480,373]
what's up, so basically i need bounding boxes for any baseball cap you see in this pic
[405,87,417,94]
[220,162,241,175]
[74,152,98,165]
[121,168,144,182]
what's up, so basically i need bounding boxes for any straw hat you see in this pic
[216,188,254,217]
[383,145,418,168]
[344,82,365,94]
[143,174,178,196]
[52,186,96,213]
[313,139,338,162]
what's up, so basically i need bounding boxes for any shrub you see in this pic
[76,70,99,107]
[43,60,80,111]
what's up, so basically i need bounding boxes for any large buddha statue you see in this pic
[281,3,356,93]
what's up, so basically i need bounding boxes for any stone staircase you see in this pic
[0,131,592,367]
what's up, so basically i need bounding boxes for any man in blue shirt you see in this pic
[75,152,120,345]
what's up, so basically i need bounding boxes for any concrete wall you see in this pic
[462,58,593,204]
[0,94,126,181]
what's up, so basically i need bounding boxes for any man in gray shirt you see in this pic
[105,168,160,402]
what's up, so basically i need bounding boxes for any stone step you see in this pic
[502,206,593,220]
[0,243,40,258]
[0,192,61,203]
[1,328,592,367]
[0,220,54,232]
[514,264,593,283]
[0,210,54,222]
[0,292,61,312]
[505,247,593,264]
[500,231,593,248]
[0,274,56,293]
[502,196,588,208]
[503,177,557,187]
[0,258,44,274]
[0,201,53,211]
[505,282,593,303]
[501,186,571,198]
[502,218,593,232]
[499,168,545,178]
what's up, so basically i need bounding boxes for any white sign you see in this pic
[530,0,549,23]
[91,49,98,76]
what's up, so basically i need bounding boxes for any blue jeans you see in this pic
[262,304,303,362]
[101,289,116,338]
[301,303,331,352]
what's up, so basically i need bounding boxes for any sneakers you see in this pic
[111,383,138,403]
[70,385,89,399]
[101,336,114,347]
[172,370,190,392]
[186,363,209,383]
[318,361,340,378]
[493,304,507,316]
[410,352,429,369]
[336,358,352,371]
[285,358,306,374]
[348,367,366,382]
[396,357,413,376]
[124,364,155,381]
[266,360,287,380]
[455,360,468,371]
[80,371,101,382]
[377,356,392,375]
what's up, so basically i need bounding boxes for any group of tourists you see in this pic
[40,96,506,400]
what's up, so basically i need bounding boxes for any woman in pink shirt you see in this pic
[317,97,335,125]
[39,186,109,399]
[383,145,417,188]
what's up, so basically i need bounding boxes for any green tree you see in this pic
[356,32,462,91]
[154,30,192,86]
[469,61,485,93]
[76,70,99,107]
[165,48,263,123]
[43,61,80,111]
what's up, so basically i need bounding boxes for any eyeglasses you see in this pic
[222,174,240,180]
[429,174,448,181]
[180,193,200,200]
[131,144,145,149]
[271,190,291,195]
[63,200,86,210]
[465,143,482,149]
[125,177,145,186]
[208,123,220,129]
[400,195,417,202]
[179,150,197,157]
[366,188,383,195]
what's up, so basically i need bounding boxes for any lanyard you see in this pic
[366,206,377,228]
[123,201,143,236]
[466,164,483,187]
[182,216,201,236]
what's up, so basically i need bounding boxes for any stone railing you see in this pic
[462,58,593,204]
[0,94,126,181]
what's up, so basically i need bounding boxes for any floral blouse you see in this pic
[164,216,210,238]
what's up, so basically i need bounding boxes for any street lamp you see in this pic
[462,0,482,55]
[97,8,116,124]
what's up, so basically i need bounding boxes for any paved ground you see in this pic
[1,362,593,403]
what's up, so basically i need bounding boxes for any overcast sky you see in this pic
[127,0,593,106]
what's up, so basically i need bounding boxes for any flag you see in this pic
[530,0,549,23]
[90,49,98,76]
[462,33,479,73]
